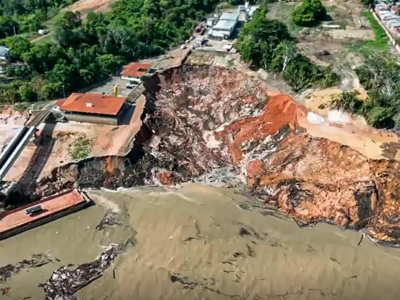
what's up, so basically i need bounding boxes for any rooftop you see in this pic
[213,19,237,31]
[120,62,152,77]
[220,12,239,21]
[60,93,126,116]
[0,46,10,57]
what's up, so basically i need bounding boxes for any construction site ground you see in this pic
[268,0,376,91]
[3,97,145,183]
[185,51,400,162]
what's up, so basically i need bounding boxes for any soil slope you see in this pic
[36,65,400,244]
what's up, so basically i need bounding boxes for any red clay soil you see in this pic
[216,94,306,162]
[158,170,174,185]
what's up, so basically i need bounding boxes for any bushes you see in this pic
[291,0,327,26]
[331,55,400,128]
[236,8,338,92]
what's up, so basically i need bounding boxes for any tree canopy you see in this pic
[291,0,327,26]
[235,7,338,92]
[0,0,220,104]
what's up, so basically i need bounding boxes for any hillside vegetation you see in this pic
[235,7,338,91]
[331,55,400,128]
[0,0,218,104]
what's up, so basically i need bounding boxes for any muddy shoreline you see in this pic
[4,64,400,247]
[3,186,400,300]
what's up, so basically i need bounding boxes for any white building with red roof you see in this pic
[120,62,152,83]
[60,93,127,125]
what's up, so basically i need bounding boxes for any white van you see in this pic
[238,5,246,12]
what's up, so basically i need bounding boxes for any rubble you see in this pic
[40,239,135,300]
[0,254,52,282]
[31,64,400,245]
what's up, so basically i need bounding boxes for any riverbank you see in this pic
[1,185,400,299]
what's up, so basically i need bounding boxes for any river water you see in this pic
[1,184,400,300]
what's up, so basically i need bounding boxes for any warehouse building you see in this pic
[60,93,127,125]
[208,12,239,40]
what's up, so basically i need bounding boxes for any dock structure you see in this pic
[0,189,91,240]
[0,110,51,182]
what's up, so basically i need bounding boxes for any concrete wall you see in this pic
[65,114,119,125]
[122,75,141,83]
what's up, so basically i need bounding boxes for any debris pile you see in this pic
[40,245,119,300]
[0,254,52,282]
[34,64,400,244]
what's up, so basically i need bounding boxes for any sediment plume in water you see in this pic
[27,65,400,245]
[2,186,400,300]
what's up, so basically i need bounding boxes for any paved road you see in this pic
[88,76,133,97]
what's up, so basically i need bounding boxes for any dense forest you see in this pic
[235,7,338,91]
[0,0,77,38]
[0,0,218,104]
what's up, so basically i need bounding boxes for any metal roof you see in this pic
[213,19,237,31]
[220,12,239,21]
[389,21,400,26]
[0,46,9,57]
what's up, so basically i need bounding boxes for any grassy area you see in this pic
[70,136,92,160]
[33,33,55,44]
[31,11,65,44]
[266,2,302,34]
[361,11,389,51]
[348,11,389,56]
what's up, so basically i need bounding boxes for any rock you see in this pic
[300,28,310,36]
[158,170,174,185]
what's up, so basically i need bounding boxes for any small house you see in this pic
[120,62,152,84]
[60,93,127,125]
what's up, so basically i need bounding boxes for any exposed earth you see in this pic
[23,61,400,246]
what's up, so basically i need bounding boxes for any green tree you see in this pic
[0,15,19,38]
[56,11,82,30]
[6,36,31,60]
[18,82,35,101]
[291,0,326,26]
[310,0,326,19]
[96,54,121,76]
[228,0,244,4]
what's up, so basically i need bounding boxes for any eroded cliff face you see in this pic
[37,65,400,244]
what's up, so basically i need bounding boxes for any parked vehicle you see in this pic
[126,82,136,89]
[181,44,187,49]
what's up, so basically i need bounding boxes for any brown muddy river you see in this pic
[1,184,400,300]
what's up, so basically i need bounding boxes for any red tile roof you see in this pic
[60,93,126,116]
[120,62,152,77]
[55,98,66,107]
